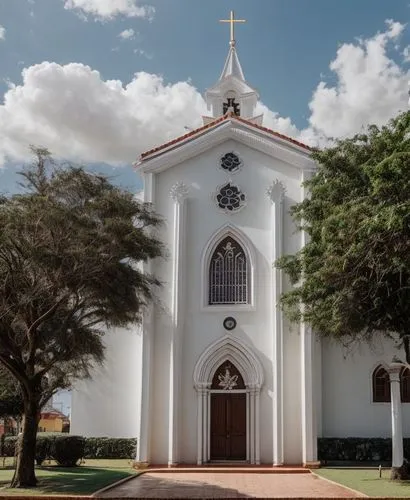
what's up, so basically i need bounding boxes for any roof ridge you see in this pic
[138,113,310,161]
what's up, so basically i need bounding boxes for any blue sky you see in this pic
[0,0,409,194]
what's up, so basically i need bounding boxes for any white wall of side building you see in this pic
[321,337,410,438]
[70,326,142,438]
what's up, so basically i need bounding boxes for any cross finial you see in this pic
[219,10,246,48]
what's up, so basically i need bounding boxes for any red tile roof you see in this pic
[139,113,311,162]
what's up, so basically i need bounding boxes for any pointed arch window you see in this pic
[209,236,249,305]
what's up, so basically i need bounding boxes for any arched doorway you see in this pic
[210,361,247,460]
[193,336,264,464]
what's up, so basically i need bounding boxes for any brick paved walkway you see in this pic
[97,471,365,498]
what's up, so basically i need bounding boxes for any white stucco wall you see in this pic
[147,138,305,464]
[70,326,142,438]
[321,337,410,438]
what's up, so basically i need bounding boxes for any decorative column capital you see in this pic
[389,362,403,382]
[266,179,285,204]
[170,181,189,203]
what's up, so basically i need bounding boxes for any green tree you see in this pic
[277,110,410,477]
[0,148,163,487]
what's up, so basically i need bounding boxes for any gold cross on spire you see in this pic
[219,10,246,47]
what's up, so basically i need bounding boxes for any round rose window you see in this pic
[220,152,242,173]
[215,182,246,212]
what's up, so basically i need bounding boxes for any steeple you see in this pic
[219,46,245,81]
[203,11,263,125]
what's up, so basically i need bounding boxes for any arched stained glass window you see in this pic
[208,236,249,305]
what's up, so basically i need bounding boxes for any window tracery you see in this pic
[220,152,242,173]
[208,236,248,305]
[215,182,246,213]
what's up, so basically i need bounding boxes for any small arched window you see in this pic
[372,365,410,403]
[208,236,249,305]
[401,368,410,403]
[372,365,390,402]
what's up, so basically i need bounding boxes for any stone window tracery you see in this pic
[209,236,248,305]
[220,152,242,173]
[215,182,246,213]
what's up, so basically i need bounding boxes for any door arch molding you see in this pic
[193,335,264,464]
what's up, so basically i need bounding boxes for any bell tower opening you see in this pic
[223,92,241,116]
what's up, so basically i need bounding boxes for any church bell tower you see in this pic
[203,10,263,126]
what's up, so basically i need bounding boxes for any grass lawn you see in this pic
[316,467,410,498]
[0,459,136,496]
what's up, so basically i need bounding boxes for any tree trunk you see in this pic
[391,462,409,480]
[10,396,39,488]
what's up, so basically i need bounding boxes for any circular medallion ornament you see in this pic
[220,152,242,173]
[223,317,237,331]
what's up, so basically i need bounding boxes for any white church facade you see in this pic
[71,14,410,466]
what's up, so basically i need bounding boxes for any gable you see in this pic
[136,116,315,174]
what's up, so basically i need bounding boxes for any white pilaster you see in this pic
[196,387,203,465]
[389,363,404,469]
[255,389,261,465]
[250,388,255,464]
[206,390,210,462]
[135,310,153,463]
[135,173,156,464]
[266,180,285,465]
[168,181,189,466]
[300,170,317,465]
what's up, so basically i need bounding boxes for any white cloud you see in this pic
[403,45,410,63]
[0,63,206,166]
[255,101,300,139]
[118,28,135,40]
[63,0,155,21]
[0,25,6,40]
[301,19,409,144]
[0,19,409,165]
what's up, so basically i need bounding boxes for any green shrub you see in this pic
[50,435,85,467]
[3,434,136,462]
[84,437,137,459]
[35,435,55,465]
[318,437,410,463]
[3,436,17,457]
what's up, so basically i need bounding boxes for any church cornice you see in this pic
[136,116,315,173]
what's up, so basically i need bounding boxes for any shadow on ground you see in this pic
[97,473,249,499]
[0,466,134,495]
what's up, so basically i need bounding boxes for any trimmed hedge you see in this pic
[2,435,137,462]
[52,435,85,466]
[84,437,137,459]
[318,437,410,463]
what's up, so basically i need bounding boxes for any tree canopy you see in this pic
[277,110,410,361]
[0,148,164,486]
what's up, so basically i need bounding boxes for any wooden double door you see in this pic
[210,393,246,461]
